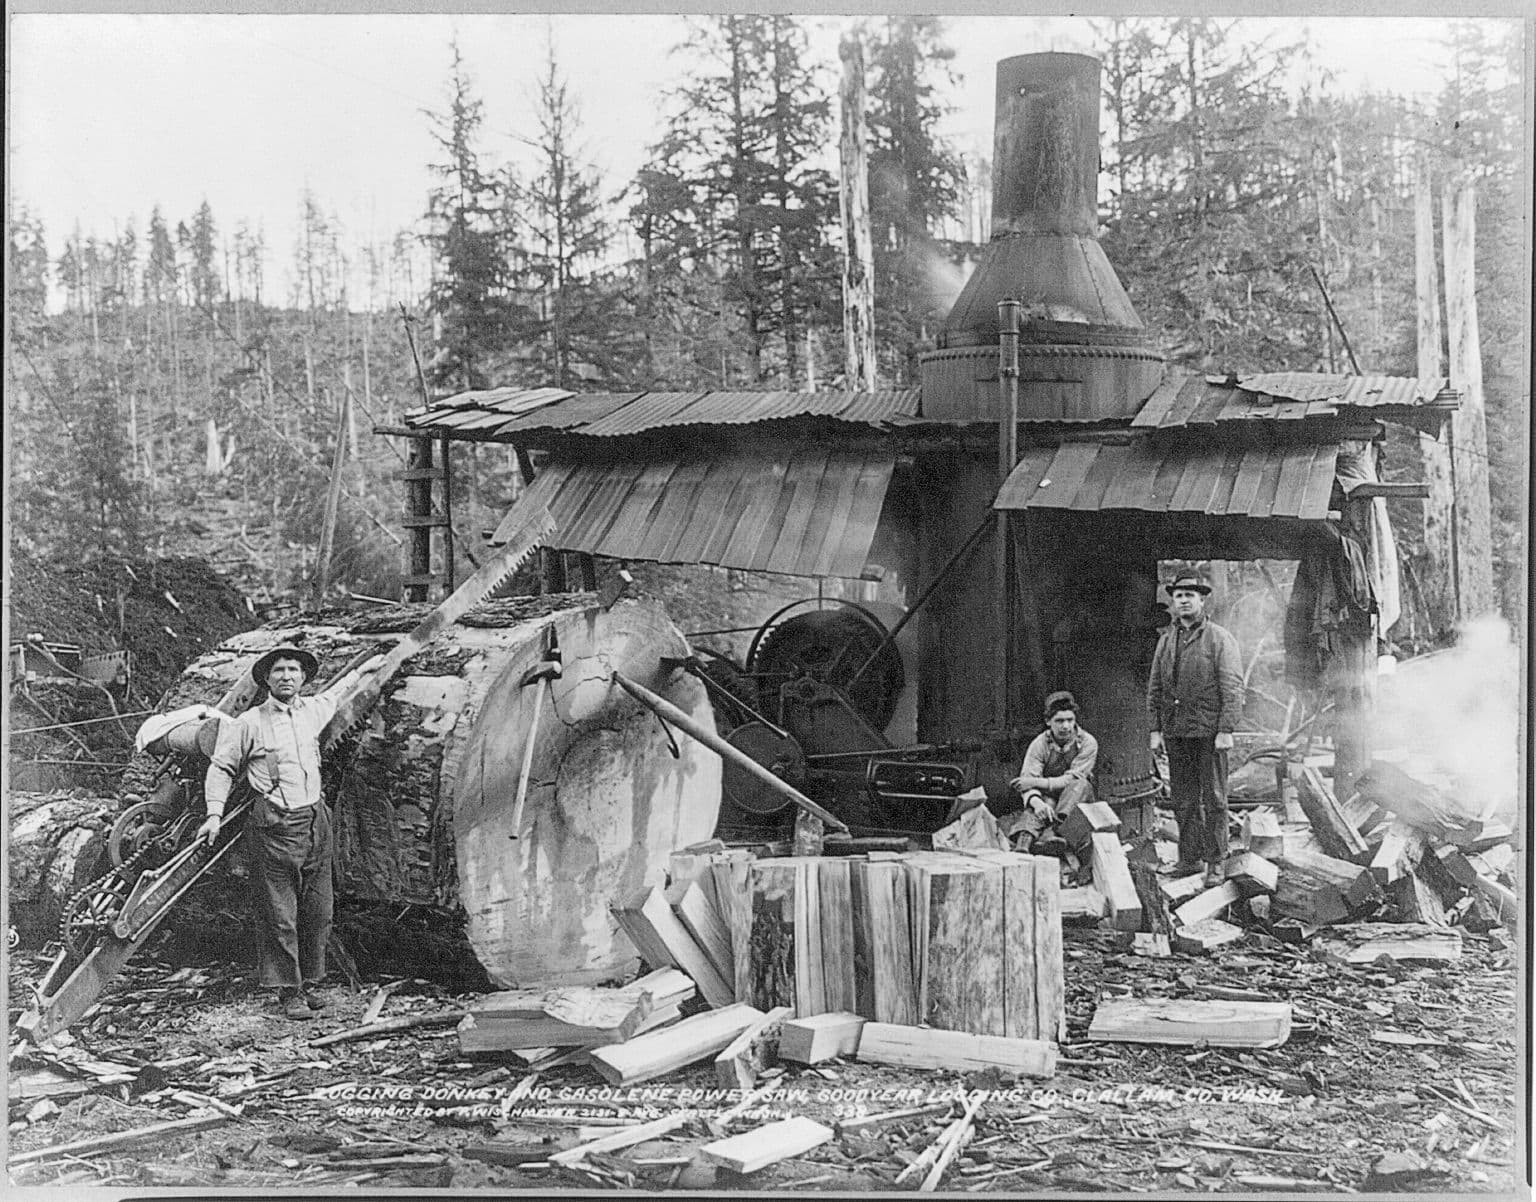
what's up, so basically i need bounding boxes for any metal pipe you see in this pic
[997,297,1022,732]
[845,509,995,694]
[611,670,849,833]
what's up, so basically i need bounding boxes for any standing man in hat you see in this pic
[199,646,363,1020]
[1147,575,1245,886]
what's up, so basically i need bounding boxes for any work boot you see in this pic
[301,984,330,1012]
[1203,863,1225,888]
[1031,833,1069,860]
[279,989,315,1021]
[1166,859,1204,877]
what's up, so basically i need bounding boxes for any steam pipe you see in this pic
[997,297,1022,733]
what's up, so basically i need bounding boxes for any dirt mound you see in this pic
[7,549,257,791]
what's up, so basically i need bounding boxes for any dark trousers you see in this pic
[251,802,333,989]
[1166,737,1230,865]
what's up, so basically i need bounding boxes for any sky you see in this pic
[6,11,1522,301]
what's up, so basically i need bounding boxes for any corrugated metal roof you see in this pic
[996,440,1340,520]
[489,448,896,578]
[408,387,922,440]
[1132,370,1455,429]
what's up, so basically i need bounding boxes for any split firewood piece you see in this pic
[743,858,815,1015]
[1392,871,1450,927]
[907,853,1007,1033]
[1060,885,1106,925]
[1060,801,1120,851]
[1223,851,1279,897]
[1087,998,1291,1048]
[816,857,858,1013]
[850,858,918,1024]
[458,987,652,1052]
[855,1022,1056,1079]
[612,884,734,1007]
[1128,863,1173,938]
[1159,873,1206,905]
[548,1113,692,1166]
[932,803,1011,852]
[1172,882,1240,928]
[667,878,734,987]
[699,1115,833,1175]
[713,1006,792,1091]
[1290,764,1369,861]
[1273,846,1382,925]
[588,1003,766,1086]
[1369,822,1427,886]
[9,1113,229,1166]
[778,1012,866,1065]
[710,848,754,1002]
[1316,923,1463,963]
[1240,810,1284,859]
[1088,833,1141,931]
[1171,919,1246,954]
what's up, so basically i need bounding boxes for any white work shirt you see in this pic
[204,692,338,816]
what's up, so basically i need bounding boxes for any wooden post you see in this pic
[1441,172,1496,619]
[405,436,434,603]
[838,33,876,391]
[313,387,350,608]
[439,435,456,593]
[1415,154,1456,637]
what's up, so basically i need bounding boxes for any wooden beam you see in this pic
[701,1116,834,1175]
[1291,765,1369,861]
[588,1003,767,1086]
[909,854,1006,1034]
[817,858,857,1013]
[779,1012,867,1065]
[1089,833,1142,931]
[850,858,917,1024]
[1173,881,1240,928]
[1087,998,1291,1048]
[714,1005,793,1091]
[1223,851,1279,896]
[856,1022,1056,1078]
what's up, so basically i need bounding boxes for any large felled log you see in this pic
[8,794,113,946]
[114,595,719,988]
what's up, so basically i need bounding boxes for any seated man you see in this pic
[1008,690,1098,854]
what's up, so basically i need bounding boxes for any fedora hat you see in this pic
[252,646,319,689]
[1165,574,1212,596]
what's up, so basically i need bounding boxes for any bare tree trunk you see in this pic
[1414,155,1456,638]
[839,33,877,390]
[1441,173,1496,620]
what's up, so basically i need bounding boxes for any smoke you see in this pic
[924,249,974,316]
[1374,616,1523,824]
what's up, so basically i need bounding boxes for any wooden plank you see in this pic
[1240,810,1284,859]
[800,858,824,1013]
[668,879,734,987]
[1060,885,1106,924]
[1317,923,1462,964]
[548,1113,691,1165]
[817,858,857,1014]
[1087,998,1291,1048]
[850,858,917,1025]
[1392,872,1450,928]
[745,859,809,1014]
[1369,822,1427,886]
[1129,862,1174,938]
[1291,765,1369,861]
[856,1022,1056,1079]
[779,1012,867,1064]
[711,849,754,1003]
[1159,872,1207,905]
[1002,854,1039,1040]
[458,992,649,1052]
[700,1116,834,1175]
[612,885,734,1007]
[1089,833,1141,931]
[1223,851,1279,896]
[1060,800,1120,850]
[1171,919,1246,954]
[588,1003,766,1086]
[1172,881,1240,927]
[713,1005,793,1091]
[909,855,1005,1035]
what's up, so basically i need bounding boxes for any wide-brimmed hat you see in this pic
[252,646,319,688]
[1165,574,1213,596]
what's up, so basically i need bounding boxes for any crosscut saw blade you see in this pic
[321,504,557,752]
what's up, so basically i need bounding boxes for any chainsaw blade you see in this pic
[321,505,556,752]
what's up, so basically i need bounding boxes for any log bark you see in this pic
[8,794,113,945]
[838,34,877,390]
[1414,154,1456,637]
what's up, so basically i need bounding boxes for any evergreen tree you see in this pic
[421,39,520,392]
[7,207,50,344]
[190,199,220,309]
[516,46,625,387]
[864,16,967,383]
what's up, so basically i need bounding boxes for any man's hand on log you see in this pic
[1214,732,1234,752]
[196,814,221,846]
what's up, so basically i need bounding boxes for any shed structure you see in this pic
[399,52,1458,813]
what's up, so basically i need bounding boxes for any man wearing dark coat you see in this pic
[1147,574,1245,887]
